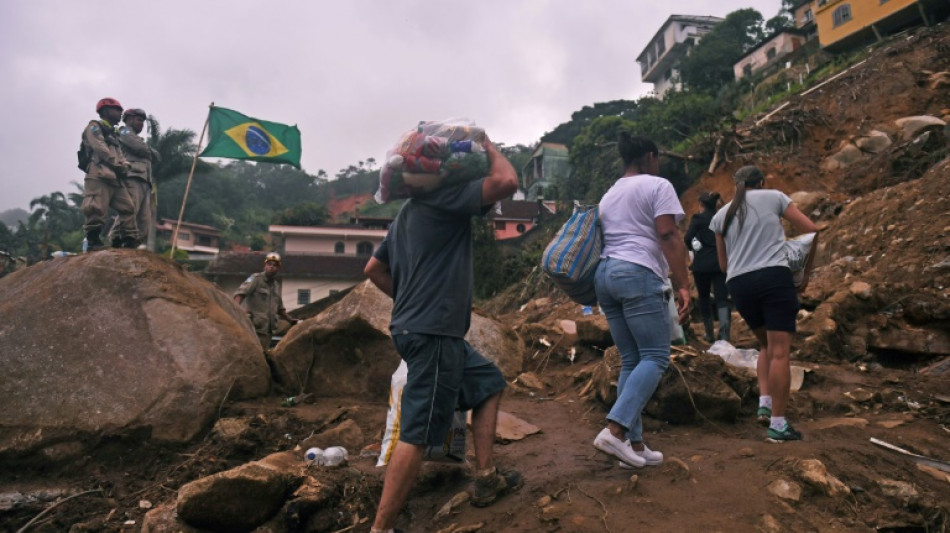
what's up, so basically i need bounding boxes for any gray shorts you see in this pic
[393,333,507,447]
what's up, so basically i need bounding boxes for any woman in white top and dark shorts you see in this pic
[710,165,819,442]
[591,133,691,468]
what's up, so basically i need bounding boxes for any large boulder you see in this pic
[271,281,524,398]
[0,251,269,461]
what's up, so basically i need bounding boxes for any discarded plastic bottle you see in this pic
[82,238,88,254]
[581,305,593,316]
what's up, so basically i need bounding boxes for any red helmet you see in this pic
[123,108,146,120]
[96,97,123,113]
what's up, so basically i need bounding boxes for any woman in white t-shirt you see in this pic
[710,165,819,442]
[591,133,691,469]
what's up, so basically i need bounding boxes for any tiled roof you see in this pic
[156,218,221,235]
[488,200,541,221]
[206,251,368,279]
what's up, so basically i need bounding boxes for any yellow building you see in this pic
[814,0,948,52]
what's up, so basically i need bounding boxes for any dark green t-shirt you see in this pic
[373,179,489,338]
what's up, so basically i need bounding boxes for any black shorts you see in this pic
[393,333,507,447]
[727,266,799,333]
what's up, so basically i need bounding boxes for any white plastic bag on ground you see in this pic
[377,361,467,467]
[706,340,807,391]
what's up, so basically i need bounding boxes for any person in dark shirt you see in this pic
[684,192,731,342]
[363,139,522,533]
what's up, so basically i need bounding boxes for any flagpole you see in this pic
[170,102,213,258]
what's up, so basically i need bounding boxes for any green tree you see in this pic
[679,9,765,94]
[272,202,329,226]
[29,192,80,256]
[565,116,634,202]
[541,100,641,146]
[148,117,196,183]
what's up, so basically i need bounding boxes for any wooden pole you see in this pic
[170,102,213,258]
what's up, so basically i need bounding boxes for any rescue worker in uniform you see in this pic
[118,108,161,250]
[233,253,299,350]
[80,98,136,250]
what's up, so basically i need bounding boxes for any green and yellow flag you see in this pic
[199,106,302,168]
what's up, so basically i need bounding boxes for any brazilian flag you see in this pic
[199,106,302,168]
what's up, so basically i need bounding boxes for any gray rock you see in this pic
[0,251,270,460]
[894,115,946,140]
[855,130,892,153]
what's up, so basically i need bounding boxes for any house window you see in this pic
[817,0,828,6]
[178,232,191,241]
[297,289,311,305]
[334,241,344,254]
[356,241,373,256]
[833,4,852,27]
[803,9,813,22]
[743,64,753,77]
[766,47,777,60]
[516,224,526,234]
[495,221,506,230]
[197,234,214,246]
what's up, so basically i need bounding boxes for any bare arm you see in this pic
[783,203,819,234]
[234,294,245,306]
[655,214,691,324]
[480,139,519,206]
[364,256,393,298]
[715,233,728,273]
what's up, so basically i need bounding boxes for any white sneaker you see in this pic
[593,428,646,468]
[618,443,663,468]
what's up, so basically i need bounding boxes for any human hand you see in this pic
[676,288,691,325]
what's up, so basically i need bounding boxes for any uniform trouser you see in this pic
[82,177,137,239]
[126,178,152,244]
[257,332,271,351]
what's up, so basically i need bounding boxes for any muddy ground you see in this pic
[2,316,947,532]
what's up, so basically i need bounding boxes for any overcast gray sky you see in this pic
[0,0,781,212]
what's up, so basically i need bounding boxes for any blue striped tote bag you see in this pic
[541,204,602,305]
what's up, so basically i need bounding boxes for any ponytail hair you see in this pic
[618,131,658,170]
[722,165,764,238]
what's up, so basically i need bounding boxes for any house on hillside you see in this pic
[636,15,723,98]
[522,142,570,201]
[259,220,390,309]
[813,0,949,52]
[733,29,808,80]
[792,0,819,40]
[156,218,221,260]
[488,199,556,240]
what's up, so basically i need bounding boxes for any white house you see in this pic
[636,15,723,98]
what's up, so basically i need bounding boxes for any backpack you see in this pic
[77,140,91,172]
[541,203,602,305]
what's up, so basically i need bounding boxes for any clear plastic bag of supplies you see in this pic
[375,118,490,203]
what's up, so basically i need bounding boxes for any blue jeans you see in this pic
[594,258,671,443]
